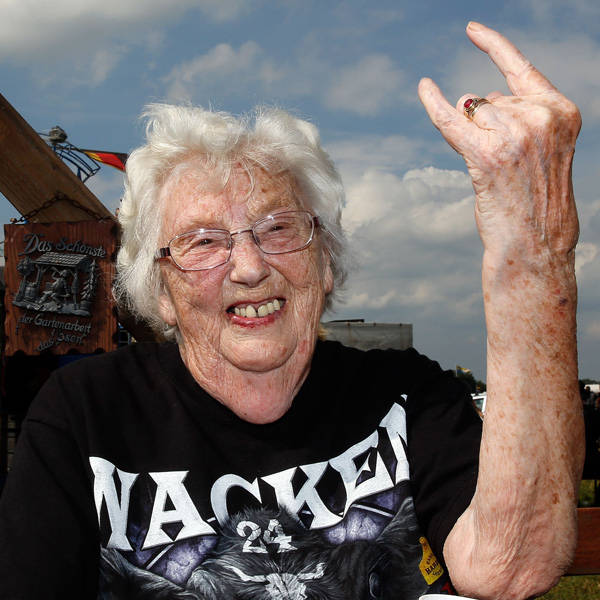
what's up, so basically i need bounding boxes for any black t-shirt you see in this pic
[0,341,481,599]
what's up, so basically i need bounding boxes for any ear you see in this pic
[322,248,334,295]
[158,285,178,327]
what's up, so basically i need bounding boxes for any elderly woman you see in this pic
[0,23,584,600]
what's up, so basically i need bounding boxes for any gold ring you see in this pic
[463,97,491,119]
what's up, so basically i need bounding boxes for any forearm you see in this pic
[446,248,584,599]
[420,22,584,599]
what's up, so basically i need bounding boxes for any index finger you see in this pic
[466,21,557,96]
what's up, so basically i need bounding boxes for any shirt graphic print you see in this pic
[94,402,451,599]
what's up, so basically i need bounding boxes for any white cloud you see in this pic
[86,170,125,214]
[343,276,477,314]
[164,42,282,102]
[0,1,217,59]
[327,135,434,182]
[338,163,598,354]
[0,0,252,86]
[334,165,482,347]
[342,166,474,238]
[325,54,408,115]
[31,44,126,88]
[578,197,600,224]
[576,242,598,276]
[345,289,401,311]
[163,40,417,116]
[89,48,125,87]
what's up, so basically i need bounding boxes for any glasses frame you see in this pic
[155,210,320,272]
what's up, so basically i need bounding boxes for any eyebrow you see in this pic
[180,202,300,233]
[180,217,226,231]
[246,179,300,215]
[247,203,299,222]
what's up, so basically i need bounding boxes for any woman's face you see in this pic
[157,166,333,387]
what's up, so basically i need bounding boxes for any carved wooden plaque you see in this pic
[4,220,118,355]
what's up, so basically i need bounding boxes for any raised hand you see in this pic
[418,22,581,264]
[420,24,584,600]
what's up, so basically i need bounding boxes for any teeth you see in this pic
[233,300,282,318]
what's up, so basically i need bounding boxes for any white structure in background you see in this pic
[472,393,487,415]
[320,320,413,351]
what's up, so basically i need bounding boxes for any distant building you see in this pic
[320,319,412,351]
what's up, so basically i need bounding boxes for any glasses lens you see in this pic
[254,212,314,254]
[170,229,230,270]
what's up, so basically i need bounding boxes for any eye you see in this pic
[368,570,381,599]
[195,237,215,246]
[179,232,223,252]
[263,220,292,234]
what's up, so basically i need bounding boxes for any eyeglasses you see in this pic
[155,210,320,271]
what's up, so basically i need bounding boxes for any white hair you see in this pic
[114,104,349,339]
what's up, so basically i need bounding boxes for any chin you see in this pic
[224,338,296,373]
[233,401,293,425]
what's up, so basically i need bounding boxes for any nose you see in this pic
[228,230,270,287]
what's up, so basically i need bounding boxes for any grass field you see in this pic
[540,575,600,599]
[579,479,599,507]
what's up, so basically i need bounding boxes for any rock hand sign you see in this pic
[4,220,118,355]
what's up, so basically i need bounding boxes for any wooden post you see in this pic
[566,507,600,575]
[0,92,113,222]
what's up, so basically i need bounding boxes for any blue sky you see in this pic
[1,0,599,381]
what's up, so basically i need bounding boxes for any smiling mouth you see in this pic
[228,298,285,318]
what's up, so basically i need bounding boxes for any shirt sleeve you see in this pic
[0,374,100,599]
[404,356,482,561]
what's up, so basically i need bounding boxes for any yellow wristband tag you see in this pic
[418,536,444,584]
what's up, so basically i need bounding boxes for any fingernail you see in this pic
[467,21,483,32]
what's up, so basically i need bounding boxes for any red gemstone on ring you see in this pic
[464,98,474,109]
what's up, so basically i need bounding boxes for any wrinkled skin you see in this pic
[157,166,333,424]
[419,22,584,600]
[419,24,580,266]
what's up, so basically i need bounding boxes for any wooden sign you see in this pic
[3,220,118,355]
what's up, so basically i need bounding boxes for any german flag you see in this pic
[81,149,127,171]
